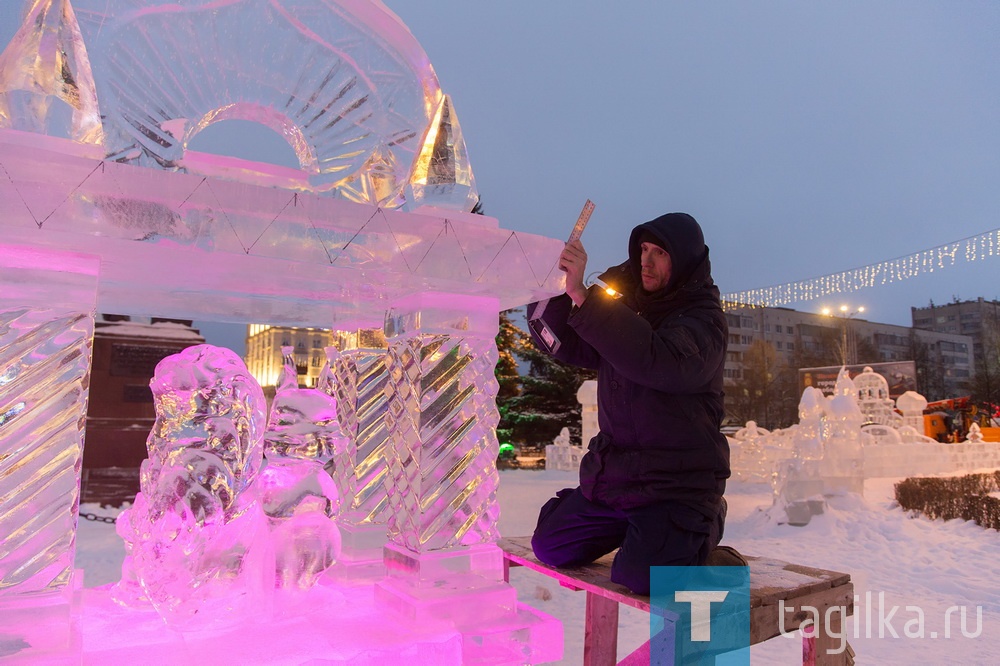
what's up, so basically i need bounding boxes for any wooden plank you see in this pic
[499,535,856,659]
[749,583,855,644]
[498,537,652,612]
[583,592,619,666]
[499,537,853,618]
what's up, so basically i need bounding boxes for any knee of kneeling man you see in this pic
[531,535,575,568]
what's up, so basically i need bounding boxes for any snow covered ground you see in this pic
[74,469,1000,664]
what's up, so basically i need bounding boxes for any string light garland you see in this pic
[722,227,1000,310]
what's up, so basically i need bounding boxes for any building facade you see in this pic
[245,325,333,389]
[86,316,204,468]
[723,305,975,423]
[911,298,1000,361]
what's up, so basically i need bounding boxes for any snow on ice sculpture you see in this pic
[260,346,346,589]
[114,344,273,630]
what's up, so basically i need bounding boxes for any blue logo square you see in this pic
[650,566,751,665]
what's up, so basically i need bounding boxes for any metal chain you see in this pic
[79,511,117,524]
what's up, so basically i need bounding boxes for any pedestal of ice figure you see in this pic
[375,293,561,664]
[325,323,392,584]
[0,245,99,660]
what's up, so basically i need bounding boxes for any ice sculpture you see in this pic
[261,346,346,589]
[896,391,928,433]
[114,345,273,629]
[854,366,897,426]
[0,0,102,143]
[823,368,866,495]
[796,388,826,461]
[325,325,394,582]
[545,427,585,471]
[0,246,98,601]
[406,94,479,211]
[0,0,565,661]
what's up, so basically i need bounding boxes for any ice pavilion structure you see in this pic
[0,1,564,662]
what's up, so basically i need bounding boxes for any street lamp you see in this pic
[821,305,865,366]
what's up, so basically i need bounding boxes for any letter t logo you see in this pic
[674,591,729,641]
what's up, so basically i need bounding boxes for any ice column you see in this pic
[0,245,98,658]
[325,322,392,583]
[377,293,508,618]
[0,246,98,597]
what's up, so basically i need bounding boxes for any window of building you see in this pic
[741,335,752,345]
[787,342,795,351]
[775,341,783,350]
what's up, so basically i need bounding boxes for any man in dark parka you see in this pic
[528,212,730,595]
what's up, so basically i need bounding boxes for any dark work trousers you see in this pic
[531,487,726,596]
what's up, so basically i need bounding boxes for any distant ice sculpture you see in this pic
[114,345,273,629]
[545,427,584,471]
[261,346,345,589]
[853,366,897,427]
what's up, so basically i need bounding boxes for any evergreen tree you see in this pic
[496,307,596,449]
[495,309,528,446]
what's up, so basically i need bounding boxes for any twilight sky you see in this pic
[3,1,999,352]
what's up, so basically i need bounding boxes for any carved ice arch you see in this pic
[8,0,445,204]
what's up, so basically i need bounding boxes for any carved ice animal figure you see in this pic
[113,344,272,630]
[259,346,347,589]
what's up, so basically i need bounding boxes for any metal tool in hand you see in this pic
[528,200,595,353]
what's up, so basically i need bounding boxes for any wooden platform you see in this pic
[499,536,855,665]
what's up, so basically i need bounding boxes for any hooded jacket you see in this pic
[528,213,730,510]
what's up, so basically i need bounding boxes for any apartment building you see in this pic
[724,305,974,399]
[912,298,1000,361]
[245,325,333,388]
